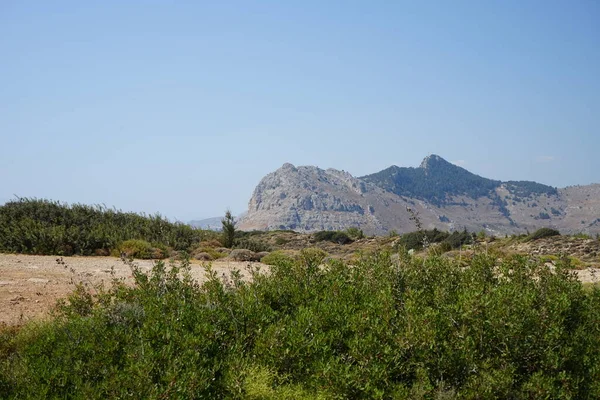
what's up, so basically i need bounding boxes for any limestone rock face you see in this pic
[239,163,422,235]
[238,158,600,236]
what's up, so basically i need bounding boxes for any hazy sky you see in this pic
[1,1,598,221]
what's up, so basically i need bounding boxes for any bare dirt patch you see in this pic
[0,253,266,326]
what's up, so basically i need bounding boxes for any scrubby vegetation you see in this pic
[528,227,561,241]
[396,228,473,251]
[505,180,559,197]
[0,198,217,256]
[260,249,299,266]
[1,251,599,398]
[361,156,557,207]
[361,156,500,206]
[313,230,353,245]
[117,239,169,259]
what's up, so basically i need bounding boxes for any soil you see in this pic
[0,254,266,326]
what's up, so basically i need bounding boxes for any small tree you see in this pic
[221,210,236,248]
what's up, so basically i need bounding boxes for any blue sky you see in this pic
[1,1,598,221]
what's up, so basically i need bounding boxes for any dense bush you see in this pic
[234,238,272,253]
[1,251,599,398]
[344,227,365,240]
[397,228,472,251]
[260,250,298,266]
[443,229,473,249]
[118,239,154,259]
[0,198,215,256]
[313,230,353,245]
[529,227,561,241]
[398,228,449,250]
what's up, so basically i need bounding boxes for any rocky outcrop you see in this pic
[238,157,600,236]
[239,163,429,235]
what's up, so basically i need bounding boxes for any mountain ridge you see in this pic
[238,155,600,235]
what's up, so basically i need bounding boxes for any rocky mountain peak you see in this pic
[280,162,297,172]
[419,154,452,170]
[240,156,600,236]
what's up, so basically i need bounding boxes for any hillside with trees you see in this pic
[360,155,558,206]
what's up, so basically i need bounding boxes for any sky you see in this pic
[1,1,598,221]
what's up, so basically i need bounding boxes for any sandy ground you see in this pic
[1,253,599,326]
[0,254,266,326]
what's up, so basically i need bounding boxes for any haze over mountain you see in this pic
[239,155,600,235]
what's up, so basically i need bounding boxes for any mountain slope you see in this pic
[361,155,557,206]
[239,156,600,235]
[239,163,430,234]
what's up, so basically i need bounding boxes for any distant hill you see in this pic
[189,212,247,231]
[361,155,557,206]
[188,217,222,231]
[238,155,600,235]
[361,155,502,205]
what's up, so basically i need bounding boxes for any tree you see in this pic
[221,210,236,248]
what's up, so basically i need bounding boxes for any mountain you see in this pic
[188,216,222,230]
[361,155,557,207]
[238,156,600,235]
[361,155,502,206]
[189,212,247,230]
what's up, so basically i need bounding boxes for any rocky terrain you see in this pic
[239,155,600,236]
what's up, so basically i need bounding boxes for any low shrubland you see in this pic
[0,198,217,256]
[1,251,599,398]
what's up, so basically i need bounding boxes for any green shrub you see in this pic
[313,230,336,242]
[260,250,298,266]
[299,247,327,267]
[397,228,454,250]
[529,227,560,241]
[118,239,153,259]
[345,227,365,240]
[243,365,330,399]
[0,198,214,256]
[442,229,473,249]
[234,238,272,253]
[313,230,352,244]
[2,252,599,398]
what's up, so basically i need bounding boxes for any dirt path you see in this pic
[0,254,266,326]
